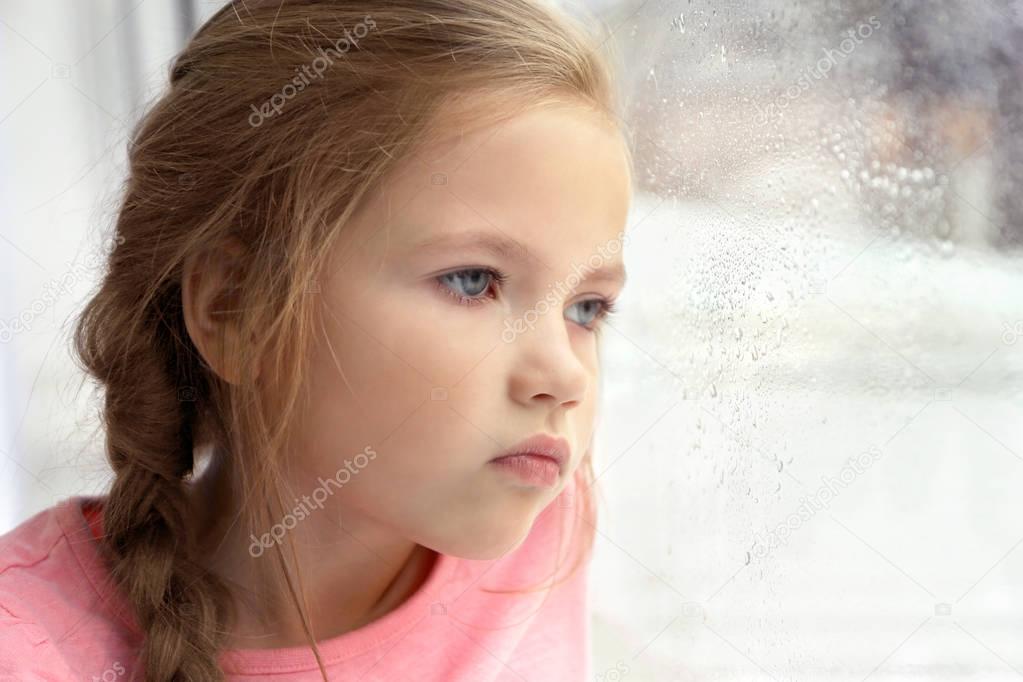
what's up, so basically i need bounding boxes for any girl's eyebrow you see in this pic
[412,229,627,287]
[412,230,532,263]
[586,262,627,288]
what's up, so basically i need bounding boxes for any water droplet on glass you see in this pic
[671,12,686,33]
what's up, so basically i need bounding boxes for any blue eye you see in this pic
[435,267,619,332]
[566,297,618,331]
[436,267,505,306]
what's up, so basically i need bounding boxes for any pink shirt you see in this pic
[0,481,590,681]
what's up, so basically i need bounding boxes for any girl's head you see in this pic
[73,0,632,679]
[251,97,631,562]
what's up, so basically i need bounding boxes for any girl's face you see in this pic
[294,102,632,560]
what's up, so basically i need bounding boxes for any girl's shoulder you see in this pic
[0,496,136,679]
[0,604,79,680]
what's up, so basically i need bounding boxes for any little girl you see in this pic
[0,1,632,679]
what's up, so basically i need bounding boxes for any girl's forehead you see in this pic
[413,101,626,169]
[383,107,631,219]
[332,103,631,273]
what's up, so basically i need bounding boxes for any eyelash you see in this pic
[434,267,619,332]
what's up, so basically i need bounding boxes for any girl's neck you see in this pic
[184,449,438,649]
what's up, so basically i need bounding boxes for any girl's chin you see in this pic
[432,521,536,561]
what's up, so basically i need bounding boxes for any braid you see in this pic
[77,281,234,681]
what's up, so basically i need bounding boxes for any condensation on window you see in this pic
[590,1,1023,679]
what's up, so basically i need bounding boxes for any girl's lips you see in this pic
[491,433,570,468]
[489,454,561,487]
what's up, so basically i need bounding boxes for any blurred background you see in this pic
[2,1,1022,680]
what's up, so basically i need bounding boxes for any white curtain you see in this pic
[0,0,193,531]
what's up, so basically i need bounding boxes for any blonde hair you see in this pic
[72,1,626,679]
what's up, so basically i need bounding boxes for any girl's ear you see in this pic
[181,236,252,385]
